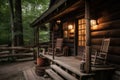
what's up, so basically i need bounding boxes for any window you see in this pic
[63,22,74,40]
[78,19,86,46]
[63,22,68,38]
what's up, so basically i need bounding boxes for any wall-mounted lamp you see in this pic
[68,24,73,30]
[90,19,98,30]
[90,20,97,26]
[56,20,61,24]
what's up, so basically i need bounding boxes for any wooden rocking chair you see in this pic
[91,38,110,65]
[48,38,63,56]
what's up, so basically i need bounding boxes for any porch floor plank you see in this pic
[46,69,64,80]
[51,64,78,80]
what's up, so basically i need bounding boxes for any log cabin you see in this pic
[31,0,120,80]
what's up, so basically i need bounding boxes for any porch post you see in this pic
[51,22,55,60]
[74,19,78,56]
[34,28,36,46]
[36,27,39,58]
[52,32,54,59]
[85,0,91,73]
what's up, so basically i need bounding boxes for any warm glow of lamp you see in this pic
[68,24,73,30]
[56,20,61,24]
[70,29,74,33]
[90,20,97,26]
[90,19,98,30]
[92,25,98,30]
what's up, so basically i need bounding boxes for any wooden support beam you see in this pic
[36,27,39,58]
[74,19,78,56]
[51,22,55,60]
[85,0,91,73]
[0,47,33,50]
[33,28,36,46]
[52,32,55,59]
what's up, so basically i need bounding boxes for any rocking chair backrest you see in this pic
[92,38,111,65]
[98,38,110,64]
[55,38,63,51]
[100,38,110,53]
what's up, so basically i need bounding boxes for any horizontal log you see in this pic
[91,45,101,51]
[109,64,120,69]
[92,45,120,66]
[91,29,120,38]
[0,44,8,47]
[0,47,33,51]
[94,0,120,12]
[109,46,120,55]
[107,54,120,64]
[97,11,120,24]
[0,51,10,55]
[91,20,120,31]
[110,38,120,46]
[0,53,33,59]
[91,38,103,45]
[97,4,120,24]
[92,45,120,55]
[91,38,120,46]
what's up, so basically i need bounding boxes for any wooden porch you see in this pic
[0,52,115,80]
[38,53,115,80]
[40,54,114,71]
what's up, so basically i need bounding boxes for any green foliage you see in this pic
[0,0,11,44]
[39,24,50,43]
[0,0,50,45]
[22,0,50,45]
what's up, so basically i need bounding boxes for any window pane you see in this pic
[78,18,86,46]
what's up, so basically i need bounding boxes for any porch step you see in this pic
[46,69,64,80]
[23,67,46,80]
[51,65,78,80]
[54,60,94,79]
[41,54,94,79]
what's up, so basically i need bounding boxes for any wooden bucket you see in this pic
[35,57,50,76]
[35,66,45,76]
[37,57,44,66]
[36,57,50,66]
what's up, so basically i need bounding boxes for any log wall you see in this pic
[91,0,120,69]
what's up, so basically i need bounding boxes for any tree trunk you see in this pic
[14,0,24,46]
[8,0,15,54]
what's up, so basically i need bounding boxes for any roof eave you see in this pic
[30,0,67,27]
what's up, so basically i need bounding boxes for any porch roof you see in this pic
[31,0,67,27]
[30,0,84,27]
